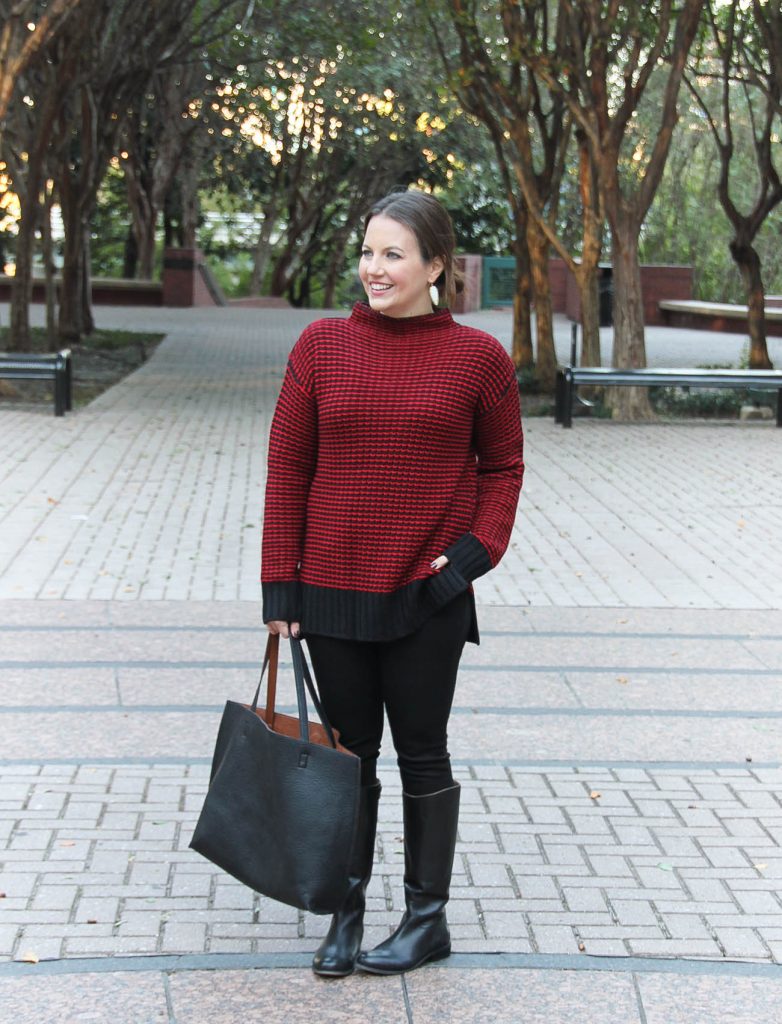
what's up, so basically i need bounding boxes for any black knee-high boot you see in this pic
[312,781,381,977]
[356,783,460,975]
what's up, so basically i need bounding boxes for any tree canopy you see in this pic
[1,0,780,384]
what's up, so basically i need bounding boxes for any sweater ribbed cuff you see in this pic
[443,532,493,582]
[262,580,302,624]
[426,560,469,605]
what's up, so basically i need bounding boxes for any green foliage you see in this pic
[184,0,515,304]
[640,105,782,302]
[515,367,539,393]
[207,251,254,298]
[436,134,515,255]
[0,324,163,352]
[647,385,777,418]
[77,327,165,350]
[642,354,772,418]
[639,1,782,305]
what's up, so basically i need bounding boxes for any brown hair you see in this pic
[363,190,463,308]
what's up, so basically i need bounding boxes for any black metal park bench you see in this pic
[0,349,72,416]
[554,366,782,429]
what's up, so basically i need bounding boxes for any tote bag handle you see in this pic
[251,633,339,750]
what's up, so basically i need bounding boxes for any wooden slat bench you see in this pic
[0,349,72,416]
[554,366,782,428]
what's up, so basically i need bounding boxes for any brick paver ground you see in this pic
[3,758,782,964]
[1,302,781,1022]
[1,305,781,607]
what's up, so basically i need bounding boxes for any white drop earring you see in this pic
[429,282,439,306]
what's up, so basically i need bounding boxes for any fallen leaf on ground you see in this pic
[20,951,39,964]
[657,862,674,872]
[59,840,76,847]
[617,676,629,684]
[589,791,601,800]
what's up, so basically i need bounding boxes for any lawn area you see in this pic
[0,327,165,407]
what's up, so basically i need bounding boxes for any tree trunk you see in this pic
[607,217,654,419]
[126,167,157,279]
[576,136,603,368]
[250,196,280,296]
[58,201,87,344]
[136,212,157,280]
[526,217,557,392]
[511,218,534,372]
[163,204,175,247]
[322,241,348,309]
[43,181,57,348]
[81,228,94,335]
[8,187,39,352]
[730,238,773,369]
[163,179,183,246]
[290,255,314,308]
[123,226,138,279]
[178,156,199,247]
[576,262,601,367]
[322,250,342,309]
[270,243,296,298]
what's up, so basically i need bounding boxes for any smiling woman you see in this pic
[260,187,524,980]
[359,214,443,318]
[359,190,461,312]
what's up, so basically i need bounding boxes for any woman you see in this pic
[262,189,524,977]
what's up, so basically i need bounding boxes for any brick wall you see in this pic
[641,265,693,325]
[548,261,693,325]
[162,248,224,307]
[549,259,568,313]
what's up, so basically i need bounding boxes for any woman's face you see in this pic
[359,214,444,319]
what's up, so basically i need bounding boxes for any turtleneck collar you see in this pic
[349,301,454,334]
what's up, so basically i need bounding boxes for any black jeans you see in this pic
[305,592,473,796]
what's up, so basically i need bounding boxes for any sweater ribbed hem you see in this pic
[443,532,493,581]
[283,569,479,644]
[262,580,302,623]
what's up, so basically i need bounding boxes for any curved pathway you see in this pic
[1,304,781,1022]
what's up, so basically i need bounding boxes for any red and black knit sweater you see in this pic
[261,302,524,643]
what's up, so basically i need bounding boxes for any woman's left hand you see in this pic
[430,555,450,571]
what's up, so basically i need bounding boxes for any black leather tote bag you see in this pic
[189,633,361,914]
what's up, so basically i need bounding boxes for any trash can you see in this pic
[598,265,613,326]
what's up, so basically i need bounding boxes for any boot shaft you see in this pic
[402,783,461,906]
[311,781,381,977]
[350,780,381,884]
[355,783,460,975]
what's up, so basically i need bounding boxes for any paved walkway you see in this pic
[1,305,781,607]
[1,303,781,1022]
